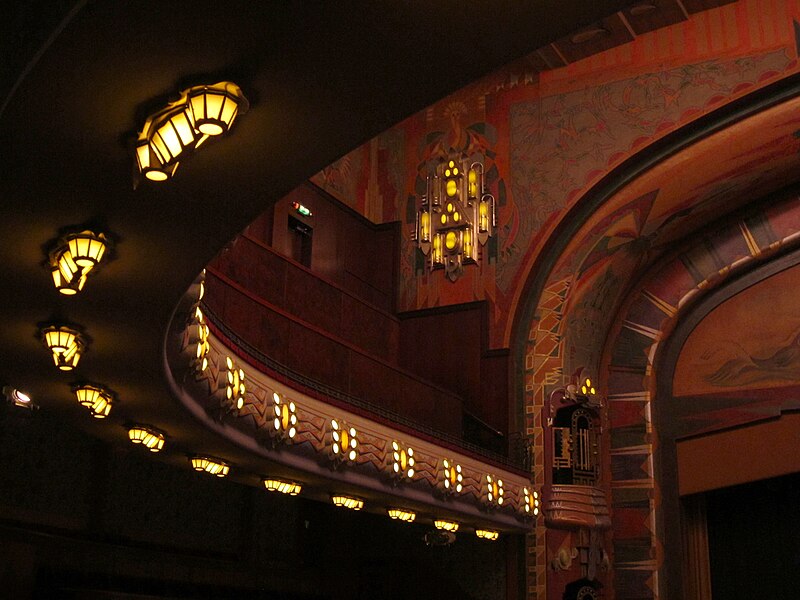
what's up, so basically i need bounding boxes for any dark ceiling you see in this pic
[0,1,640,476]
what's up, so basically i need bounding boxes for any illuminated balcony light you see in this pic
[41,325,85,371]
[225,356,246,410]
[434,519,459,532]
[475,529,499,541]
[331,495,363,511]
[439,459,463,494]
[521,487,540,518]
[329,419,358,464]
[263,478,302,495]
[128,426,165,452]
[483,474,504,507]
[387,508,416,523]
[190,456,229,478]
[272,392,298,441]
[74,384,113,419]
[390,441,415,480]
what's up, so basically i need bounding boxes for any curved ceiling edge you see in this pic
[162,282,538,533]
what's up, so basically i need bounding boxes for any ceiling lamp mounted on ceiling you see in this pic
[135,81,248,184]
[263,478,302,495]
[49,230,109,295]
[128,426,165,452]
[74,384,114,418]
[387,508,416,523]
[475,529,499,541]
[414,154,496,282]
[40,324,86,371]
[190,456,230,478]
[2,386,36,411]
[331,495,363,511]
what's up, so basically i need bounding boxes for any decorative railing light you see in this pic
[224,356,246,411]
[135,82,248,183]
[328,419,358,464]
[331,495,363,511]
[271,392,298,441]
[389,441,415,480]
[74,384,113,419]
[49,230,108,295]
[263,478,302,495]
[521,487,541,518]
[387,508,416,523]
[128,426,165,452]
[439,459,463,495]
[483,474,505,508]
[475,529,499,541]
[190,456,229,478]
[414,154,496,282]
[191,307,210,373]
[41,325,85,371]
[434,519,459,532]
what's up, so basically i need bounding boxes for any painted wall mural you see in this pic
[310,1,800,355]
[674,261,800,394]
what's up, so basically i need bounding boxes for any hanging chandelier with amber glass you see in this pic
[415,154,496,282]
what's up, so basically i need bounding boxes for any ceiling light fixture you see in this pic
[128,426,165,452]
[475,529,499,541]
[41,325,85,371]
[387,508,416,522]
[331,495,363,511]
[135,82,248,183]
[263,478,302,495]
[434,519,459,532]
[190,456,229,478]
[74,384,113,418]
[414,154,496,282]
[49,230,108,295]
[2,386,36,410]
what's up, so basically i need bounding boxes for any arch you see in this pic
[515,79,800,599]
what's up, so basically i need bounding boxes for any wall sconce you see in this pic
[41,325,85,371]
[224,356,246,411]
[128,426,165,452]
[414,154,496,282]
[387,508,416,523]
[521,487,540,518]
[271,392,298,441]
[74,384,113,418]
[475,529,499,541]
[263,478,302,495]
[190,456,229,478]
[135,82,248,183]
[327,419,358,465]
[49,230,109,295]
[185,306,210,374]
[331,495,363,511]
[434,519,459,532]
[438,459,463,495]
[389,441,415,480]
[482,474,505,508]
[2,386,36,411]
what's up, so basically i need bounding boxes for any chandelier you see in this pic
[414,154,496,281]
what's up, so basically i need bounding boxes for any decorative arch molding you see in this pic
[514,74,800,600]
[602,188,800,599]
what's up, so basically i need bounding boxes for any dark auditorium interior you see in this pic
[2,1,800,599]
